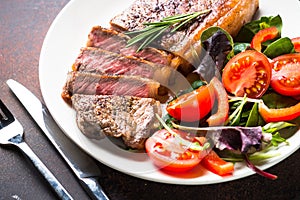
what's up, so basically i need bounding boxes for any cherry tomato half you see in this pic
[250,26,279,52]
[271,53,300,96]
[291,37,300,52]
[145,129,203,172]
[222,50,272,98]
[166,82,215,122]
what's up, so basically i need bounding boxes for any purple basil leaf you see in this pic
[193,30,232,81]
[208,126,263,153]
[243,154,278,180]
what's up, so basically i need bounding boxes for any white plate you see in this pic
[39,0,300,185]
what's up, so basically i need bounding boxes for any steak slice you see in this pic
[110,0,259,63]
[86,26,190,72]
[61,71,164,105]
[71,94,161,149]
[72,47,173,85]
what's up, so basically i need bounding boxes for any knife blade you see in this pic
[6,79,109,200]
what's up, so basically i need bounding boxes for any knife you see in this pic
[6,79,110,200]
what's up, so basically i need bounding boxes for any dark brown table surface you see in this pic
[1,1,300,200]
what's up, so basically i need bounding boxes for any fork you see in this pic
[0,99,74,200]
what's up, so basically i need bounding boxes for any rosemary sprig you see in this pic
[125,9,211,51]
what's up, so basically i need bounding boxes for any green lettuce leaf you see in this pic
[235,15,282,42]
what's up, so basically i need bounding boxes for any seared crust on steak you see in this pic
[71,94,161,149]
[110,0,259,63]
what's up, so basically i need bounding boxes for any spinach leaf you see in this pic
[246,103,264,127]
[263,37,295,58]
[175,80,207,97]
[191,80,207,90]
[233,43,250,55]
[262,92,298,109]
[235,15,282,42]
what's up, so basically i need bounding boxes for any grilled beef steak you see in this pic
[71,94,161,149]
[110,0,259,62]
[61,71,165,105]
[72,47,173,85]
[61,0,260,150]
[86,26,191,72]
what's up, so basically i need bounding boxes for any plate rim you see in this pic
[39,0,300,185]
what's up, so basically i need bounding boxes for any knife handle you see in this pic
[80,177,110,200]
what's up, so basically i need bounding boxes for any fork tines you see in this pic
[0,100,15,129]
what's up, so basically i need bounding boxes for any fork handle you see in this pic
[15,141,74,200]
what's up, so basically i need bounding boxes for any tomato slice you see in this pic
[206,77,229,126]
[200,150,234,176]
[271,53,300,96]
[166,82,215,122]
[145,129,203,172]
[222,50,272,98]
[258,100,300,123]
[250,26,279,52]
[291,37,300,52]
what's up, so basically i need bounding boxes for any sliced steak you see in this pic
[86,26,190,72]
[110,0,259,63]
[61,71,165,105]
[71,94,161,149]
[72,47,173,85]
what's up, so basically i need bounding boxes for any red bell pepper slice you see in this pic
[201,150,234,176]
[195,137,234,176]
[258,100,300,123]
[250,27,279,52]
